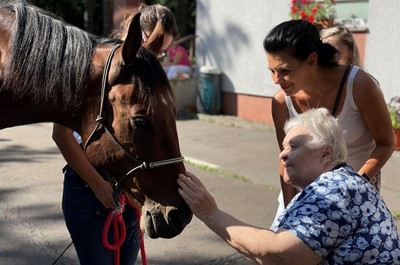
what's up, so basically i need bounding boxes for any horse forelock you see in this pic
[132,47,174,114]
[2,1,97,111]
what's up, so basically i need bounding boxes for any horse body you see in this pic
[0,0,191,239]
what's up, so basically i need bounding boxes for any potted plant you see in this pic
[388,96,400,150]
[289,0,336,29]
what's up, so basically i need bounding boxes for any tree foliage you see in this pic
[155,0,196,38]
[27,0,104,35]
[27,0,195,37]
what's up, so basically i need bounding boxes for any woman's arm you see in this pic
[272,91,298,206]
[177,172,321,265]
[353,71,395,178]
[52,124,115,209]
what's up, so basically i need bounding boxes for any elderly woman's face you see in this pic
[279,126,325,190]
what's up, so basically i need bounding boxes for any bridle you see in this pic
[83,44,184,188]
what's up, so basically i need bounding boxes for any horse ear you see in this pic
[143,18,164,55]
[120,12,142,65]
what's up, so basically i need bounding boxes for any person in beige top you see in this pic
[262,20,394,226]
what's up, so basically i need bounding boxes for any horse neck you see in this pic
[0,94,83,131]
[0,44,106,133]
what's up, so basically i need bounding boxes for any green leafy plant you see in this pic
[290,0,336,23]
[388,96,400,129]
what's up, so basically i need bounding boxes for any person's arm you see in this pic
[353,70,395,178]
[52,124,115,209]
[177,172,321,265]
[272,91,298,206]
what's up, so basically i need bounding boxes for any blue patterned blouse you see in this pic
[271,164,400,264]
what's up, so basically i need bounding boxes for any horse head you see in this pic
[81,13,192,239]
[0,1,191,239]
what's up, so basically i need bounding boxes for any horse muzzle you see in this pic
[141,201,193,239]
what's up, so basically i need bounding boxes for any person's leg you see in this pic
[165,65,191,79]
[120,205,140,265]
[162,65,171,78]
[62,165,139,265]
[175,65,192,76]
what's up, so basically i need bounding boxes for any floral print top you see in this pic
[271,164,400,264]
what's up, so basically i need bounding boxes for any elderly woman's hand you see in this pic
[177,171,218,222]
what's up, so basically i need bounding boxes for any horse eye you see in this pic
[131,116,150,129]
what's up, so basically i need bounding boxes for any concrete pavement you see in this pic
[0,114,399,265]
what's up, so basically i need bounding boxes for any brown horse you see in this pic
[0,1,192,239]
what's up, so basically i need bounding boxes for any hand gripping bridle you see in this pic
[83,44,184,188]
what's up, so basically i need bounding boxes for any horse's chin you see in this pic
[141,202,193,239]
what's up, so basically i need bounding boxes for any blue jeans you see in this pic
[62,165,139,265]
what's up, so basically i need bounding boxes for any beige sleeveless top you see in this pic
[284,66,375,171]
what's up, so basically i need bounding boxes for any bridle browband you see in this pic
[83,44,184,187]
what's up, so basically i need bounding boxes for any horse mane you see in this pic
[1,1,173,113]
[2,0,97,110]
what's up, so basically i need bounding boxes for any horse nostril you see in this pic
[166,207,180,225]
[166,205,193,226]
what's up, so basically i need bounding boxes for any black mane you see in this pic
[2,0,97,110]
[1,0,173,113]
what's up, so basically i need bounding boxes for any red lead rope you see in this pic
[102,194,147,265]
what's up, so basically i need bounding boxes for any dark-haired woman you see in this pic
[264,20,394,226]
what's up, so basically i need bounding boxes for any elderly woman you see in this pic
[178,108,400,265]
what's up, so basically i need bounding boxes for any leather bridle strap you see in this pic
[83,43,121,151]
[83,44,184,187]
[117,156,185,186]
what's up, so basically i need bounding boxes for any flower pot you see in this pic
[394,128,400,151]
[313,19,334,30]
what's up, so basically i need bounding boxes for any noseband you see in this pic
[83,44,184,186]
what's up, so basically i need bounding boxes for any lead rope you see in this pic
[101,170,148,265]
[102,193,127,265]
[102,193,147,265]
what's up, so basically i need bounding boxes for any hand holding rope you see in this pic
[102,193,127,265]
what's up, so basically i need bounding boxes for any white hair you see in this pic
[284,108,348,164]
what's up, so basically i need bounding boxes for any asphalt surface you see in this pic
[0,114,399,265]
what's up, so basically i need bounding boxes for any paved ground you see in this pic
[0,114,399,265]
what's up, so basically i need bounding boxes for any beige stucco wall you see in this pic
[365,0,400,102]
[196,0,399,104]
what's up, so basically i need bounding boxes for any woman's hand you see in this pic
[91,178,116,209]
[53,123,115,209]
[177,171,218,222]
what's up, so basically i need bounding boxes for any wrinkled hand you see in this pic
[178,171,218,222]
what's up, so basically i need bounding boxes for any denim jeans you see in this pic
[62,165,139,265]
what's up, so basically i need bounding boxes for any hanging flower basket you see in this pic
[313,18,334,30]
[290,0,336,28]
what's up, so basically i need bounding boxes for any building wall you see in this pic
[365,0,400,102]
[195,0,289,123]
[195,0,290,98]
[196,0,399,124]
